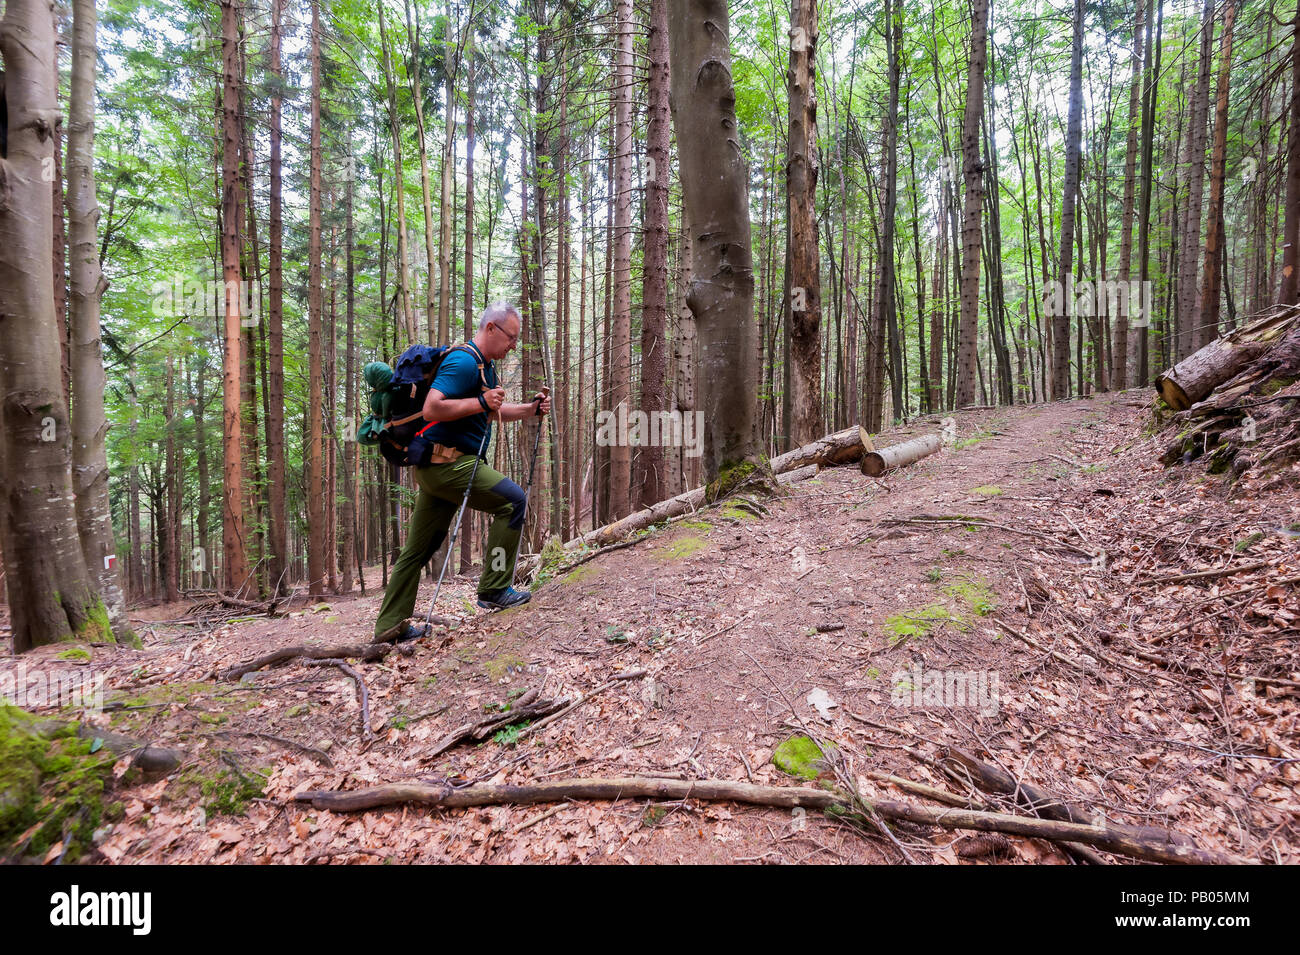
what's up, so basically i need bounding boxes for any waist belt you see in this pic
[428,442,464,464]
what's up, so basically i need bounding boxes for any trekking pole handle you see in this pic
[533,386,551,416]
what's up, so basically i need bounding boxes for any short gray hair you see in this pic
[479,301,520,331]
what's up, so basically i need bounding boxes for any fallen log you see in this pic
[861,433,943,476]
[564,458,822,551]
[219,642,394,681]
[940,747,1195,847]
[1155,305,1299,411]
[291,775,1254,864]
[769,425,869,473]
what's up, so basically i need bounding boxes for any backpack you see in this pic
[358,342,485,467]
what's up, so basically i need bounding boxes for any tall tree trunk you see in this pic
[1052,0,1085,399]
[668,0,762,482]
[1114,0,1146,390]
[787,0,824,443]
[219,0,249,594]
[955,0,989,407]
[610,0,634,517]
[1137,0,1162,383]
[1280,0,1300,305]
[306,0,326,596]
[67,0,131,637]
[637,0,671,508]
[1200,0,1236,342]
[378,0,416,342]
[403,0,439,344]
[0,0,108,651]
[437,9,455,346]
[265,0,288,595]
[1177,0,1216,354]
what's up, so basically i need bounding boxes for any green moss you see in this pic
[0,705,117,861]
[75,600,114,644]
[1261,376,1294,396]
[197,766,269,816]
[678,519,714,531]
[705,457,778,503]
[943,577,996,616]
[1081,463,1108,474]
[884,605,958,643]
[772,735,837,781]
[970,485,1002,496]
[953,430,993,451]
[530,536,569,588]
[485,653,525,680]
[56,647,91,662]
[560,564,601,585]
[657,536,708,560]
[721,506,758,521]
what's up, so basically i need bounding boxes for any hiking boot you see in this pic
[476,587,531,611]
[374,620,431,644]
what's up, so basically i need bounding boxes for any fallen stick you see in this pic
[209,730,334,767]
[291,776,1255,864]
[304,658,373,739]
[1137,560,1271,587]
[424,697,570,759]
[939,746,1195,848]
[884,515,1093,557]
[516,670,648,741]
[219,642,393,681]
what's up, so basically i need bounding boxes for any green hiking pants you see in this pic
[373,455,527,638]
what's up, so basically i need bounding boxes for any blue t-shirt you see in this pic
[425,344,498,457]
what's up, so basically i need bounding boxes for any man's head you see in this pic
[474,301,521,360]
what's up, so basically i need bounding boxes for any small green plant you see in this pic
[1234,532,1264,553]
[642,805,669,827]
[492,721,531,746]
[924,566,943,583]
[884,605,955,644]
[605,625,630,644]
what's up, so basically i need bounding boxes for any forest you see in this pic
[0,0,1297,867]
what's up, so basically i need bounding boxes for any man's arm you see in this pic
[423,386,505,422]
[495,393,552,422]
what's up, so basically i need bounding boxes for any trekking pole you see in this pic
[421,426,492,629]
[506,385,551,586]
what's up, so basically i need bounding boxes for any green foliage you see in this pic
[0,705,118,861]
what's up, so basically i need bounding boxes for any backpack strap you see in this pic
[456,341,491,392]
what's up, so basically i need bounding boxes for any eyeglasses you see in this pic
[491,322,519,345]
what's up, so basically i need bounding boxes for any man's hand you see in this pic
[482,387,506,412]
[533,391,551,416]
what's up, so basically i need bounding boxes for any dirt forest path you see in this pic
[21,391,1298,864]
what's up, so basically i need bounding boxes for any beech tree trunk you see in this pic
[668,0,762,484]
[0,0,108,650]
[66,0,131,638]
[955,0,988,407]
[787,0,823,444]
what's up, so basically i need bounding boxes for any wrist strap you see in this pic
[478,393,490,412]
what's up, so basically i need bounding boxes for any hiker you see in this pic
[373,302,550,643]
